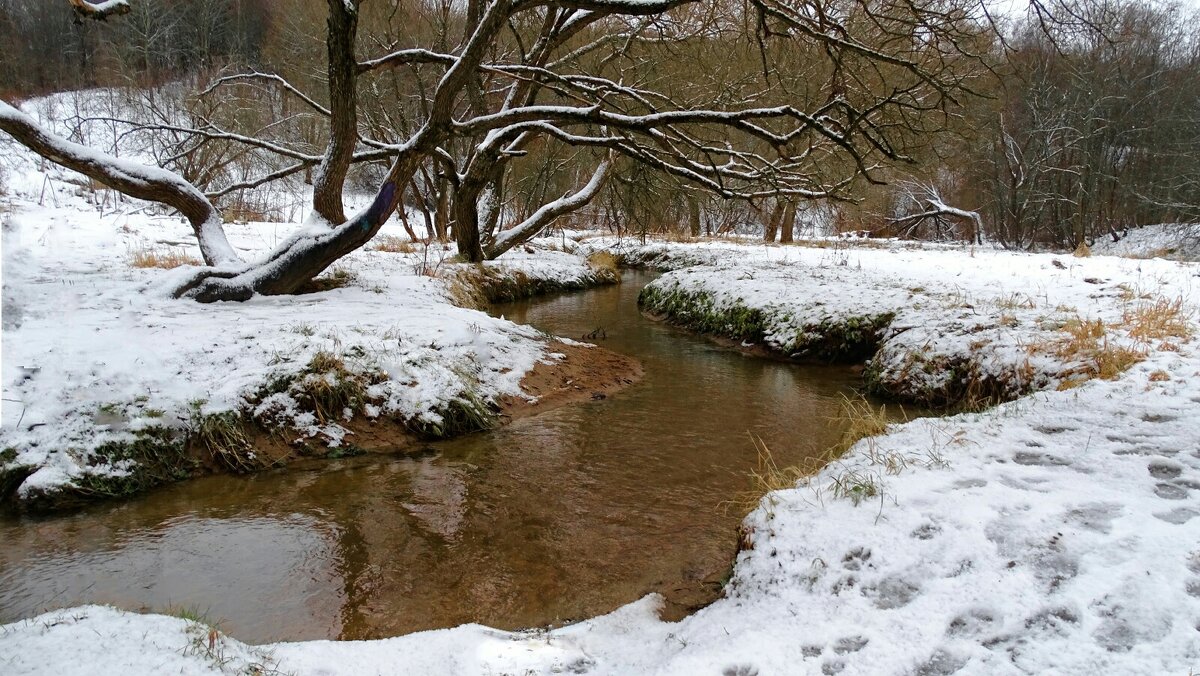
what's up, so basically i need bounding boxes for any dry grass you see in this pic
[586,250,618,272]
[301,267,357,293]
[1122,296,1193,344]
[1149,369,1171,382]
[298,351,376,423]
[372,235,417,253]
[192,411,261,473]
[128,245,201,269]
[1125,247,1176,260]
[1045,317,1146,387]
[1072,242,1092,257]
[732,394,894,513]
[831,393,892,457]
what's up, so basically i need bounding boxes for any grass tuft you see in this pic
[372,235,417,253]
[128,245,201,269]
[1122,296,1193,344]
[298,351,376,423]
[586,250,619,273]
[1043,317,1146,384]
[191,409,263,473]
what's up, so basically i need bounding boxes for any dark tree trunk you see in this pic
[779,202,796,243]
[453,178,486,263]
[764,201,784,242]
[688,194,701,237]
[311,0,359,225]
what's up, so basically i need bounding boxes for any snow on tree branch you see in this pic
[67,0,131,22]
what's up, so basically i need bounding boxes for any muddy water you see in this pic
[0,271,892,643]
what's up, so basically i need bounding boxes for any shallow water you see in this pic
[0,271,893,642]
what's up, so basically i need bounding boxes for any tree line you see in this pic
[0,1,1196,305]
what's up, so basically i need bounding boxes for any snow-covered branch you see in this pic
[485,154,613,257]
[67,0,131,22]
[0,100,239,266]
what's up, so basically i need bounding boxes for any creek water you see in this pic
[0,271,892,643]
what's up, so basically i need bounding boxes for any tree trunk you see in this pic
[688,194,701,237]
[763,200,783,242]
[453,179,486,263]
[435,175,451,242]
[779,201,796,243]
[311,0,358,225]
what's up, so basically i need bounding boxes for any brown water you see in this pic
[0,271,888,643]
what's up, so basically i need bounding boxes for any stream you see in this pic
[0,271,894,643]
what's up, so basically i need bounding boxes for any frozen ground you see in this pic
[2,234,1199,674]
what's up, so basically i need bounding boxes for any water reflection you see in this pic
[0,271,885,642]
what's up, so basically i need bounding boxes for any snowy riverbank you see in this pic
[0,192,623,510]
[3,235,1199,674]
[611,238,1194,407]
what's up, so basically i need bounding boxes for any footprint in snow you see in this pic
[911,649,968,676]
[1152,507,1198,524]
[832,636,869,654]
[946,608,1000,637]
[1064,502,1122,534]
[842,547,872,571]
[864,576,921,609]
[1147,460,1183,479]
[1154,482,1190,500]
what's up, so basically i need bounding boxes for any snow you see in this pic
[3,233,1200,673]
[0,157,605,503]
[1091,223,1200,262]
[5,84,1200,673]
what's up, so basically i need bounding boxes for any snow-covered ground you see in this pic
[603,237,1196,407]
[4,89,1200,674]
[3,232,1199,674]
[1091,223,1200,262]
[0,125,613,507]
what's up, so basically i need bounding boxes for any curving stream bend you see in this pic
[0,271,892,642]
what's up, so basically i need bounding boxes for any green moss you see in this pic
[407,390,499,439]
[864,353,1034,411]
[638,286,769,343]
[323,444,366,460]
[458,265,619,307]
[640,284,892,363]
[786,313,894,362]
[74,426,194,500]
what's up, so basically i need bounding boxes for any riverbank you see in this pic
[3,235,1198,674]
[0,198,631,512]
[595,237,1194,408]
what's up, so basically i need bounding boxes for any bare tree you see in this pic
[2,0,993,302]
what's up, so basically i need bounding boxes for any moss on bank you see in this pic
[638,283,893,364]
[450,261,619,307]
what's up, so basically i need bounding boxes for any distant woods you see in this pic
[0,0,271,94]
[2,0,1200,250]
